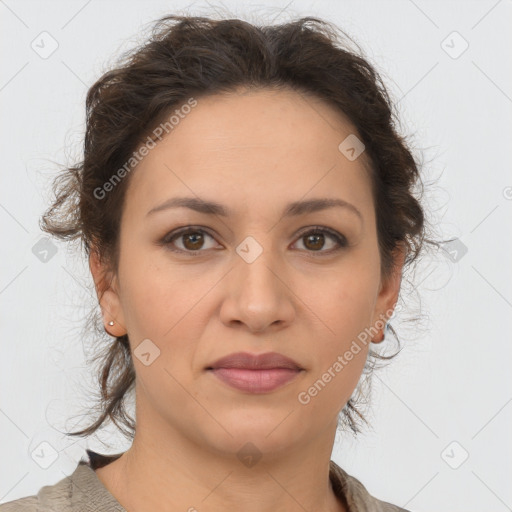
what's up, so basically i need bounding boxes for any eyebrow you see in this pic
[146,196,363,221]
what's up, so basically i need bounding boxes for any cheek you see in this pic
[116,245,221,358]
[325,292,370,380]
[296,294,372,418]
[116,242,172,340]
[297,254,379,405]
[307,252,380,341]
[118,264,194,340]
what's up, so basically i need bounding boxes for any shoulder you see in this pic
[0,457,127,512]
[330,460,411,512]
[1,450,126,512]
[0,468,73,512]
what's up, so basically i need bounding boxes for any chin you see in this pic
[200,413,305,459]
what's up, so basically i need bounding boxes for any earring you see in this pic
[108,321,115,326]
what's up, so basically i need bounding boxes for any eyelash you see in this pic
[159,225,348,256]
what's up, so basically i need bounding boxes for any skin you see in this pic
[89,87,405,512]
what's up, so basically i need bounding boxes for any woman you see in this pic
[1,13,434,512]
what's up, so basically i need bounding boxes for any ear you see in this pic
[370,242,406,343]
[89,247,127,337]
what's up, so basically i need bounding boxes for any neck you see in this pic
[95,412,346,512]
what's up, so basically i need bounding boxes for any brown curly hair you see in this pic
[41,14,437,440]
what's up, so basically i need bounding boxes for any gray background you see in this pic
[1,1,511,510]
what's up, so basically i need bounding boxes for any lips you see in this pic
[207,351,303,371]
[206,352,304,393]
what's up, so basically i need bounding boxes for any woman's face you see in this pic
[92,87,403,459]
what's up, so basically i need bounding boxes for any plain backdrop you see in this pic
[1,1,511,511]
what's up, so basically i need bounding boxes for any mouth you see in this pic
[206,352,304,393]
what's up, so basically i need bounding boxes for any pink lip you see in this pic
[208,351,303,371]
[206,351,304,393]
[209,368,302,393]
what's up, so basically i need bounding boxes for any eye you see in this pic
[292,226,348,254]
[161,227,220,255]
[160,225,348,255]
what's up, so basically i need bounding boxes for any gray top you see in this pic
[0,451,410,511]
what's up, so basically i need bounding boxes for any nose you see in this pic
[219,245,295,334]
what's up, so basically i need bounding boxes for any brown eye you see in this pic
[164,228,219,254]
[303,232,325,251]
[182,231,205,250]
[293,227,347,254]
[161,225,347,256]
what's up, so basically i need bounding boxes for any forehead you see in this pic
[124,87,374,220]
